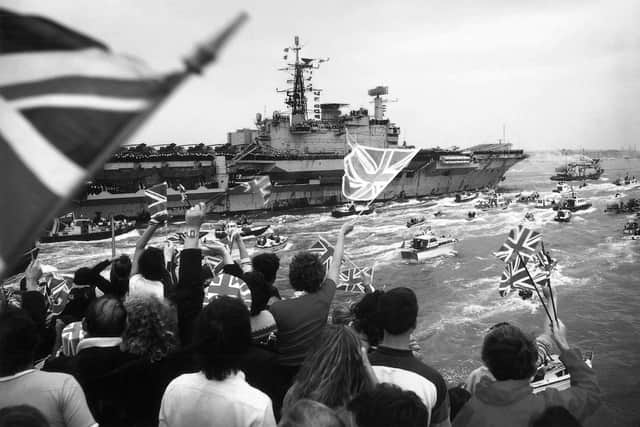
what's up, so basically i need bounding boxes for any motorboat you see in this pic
[475,194,510,210]
[455,192,479,203]
[556,195,592,212]
[524,212,535,221]
[406,216,426,228]
[256,234,288,249]
[532,352,593,394]
[201,221,271,241]
[467,211,478,220]
[40,215,136,243]
[331,203,375,218]
[400,230,457,262]
[623,221,639,235]
[534,197,557,209]
[553,209,572,222]
[517,192,540,204]
[552,182,572,194]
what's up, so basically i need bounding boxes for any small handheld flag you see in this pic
[144,182,168,217]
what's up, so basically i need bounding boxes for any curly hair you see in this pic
[287,325,374,409]
[288,251,325,293]
[481,323,537,380]
[121,295,179,362]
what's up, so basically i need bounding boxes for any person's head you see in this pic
[109,255,131,298]
[531,406,582,427]
[331,303,353,326]
[351,291,384,348]
[121,295,178,362]
[0,308,37,376]
[243,271,270,316]
[73,267,94,286]
[347,383,428,427]
[83,296,126,338]
[289,252,325,293]
[194,296,251,381]
[0,405,49,427]
[291,325,374,409]
[279,399,345,427]
[481,322,537,380]
[448,385,471,421]
[378,287,418,336]
[252,253,280,285]
[137,247,165,281]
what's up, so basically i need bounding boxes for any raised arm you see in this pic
[130,211,167,276]
[232,231,252,273]
[327,221,354,283]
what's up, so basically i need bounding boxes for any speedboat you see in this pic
[406,216,426,228]
[552,183,572,194]
[534,197,557,209]
[467,211,478,220]
[532,352,593,394]
[400,230,457,262]
[40,215,136,243]
[331,203,375,218]
[202,221,271,240]
[553,209,572,222]
[524,212,535,221]
[517,192,540,204]
[256,234,288,249]
[455,192,478,203]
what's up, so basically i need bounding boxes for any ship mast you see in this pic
[278,36,328,127]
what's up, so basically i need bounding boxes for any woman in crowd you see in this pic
[244,271,278,348]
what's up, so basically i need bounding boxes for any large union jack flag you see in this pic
[499,255,536,295]
[144,182,168,216]
[338,266,374,294]
[308,237,336,273]
[342,131,419,201]
[494,225,542,263]
[231,176,272,206]
[204,273,252,309]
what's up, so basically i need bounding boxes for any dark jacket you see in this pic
[453,349,601,427]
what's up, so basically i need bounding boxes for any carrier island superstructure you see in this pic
[72,36,526,218]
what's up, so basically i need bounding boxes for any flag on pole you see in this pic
[338,266,374,294]
[0,8,180,277]
[308,237,339,273]
[342,130,419,201]
[144,182,168,216]
[230,176,272,205]
[499,256,537,296]
[177,183,191,207]
[494,225,542,264]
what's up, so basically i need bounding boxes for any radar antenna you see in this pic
[368,86,397,121]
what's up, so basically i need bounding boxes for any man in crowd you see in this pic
[368,287,451,427]
[347,383,429,427]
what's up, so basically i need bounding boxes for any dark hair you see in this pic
[194,296,251,381]
[73,267,94,286]
[84,296,126,337]
[481,323,537,380]
[531,406,582,427]
[0,308,38,376]
[138,247,165,281]
[379,287,418,335]
[243,271,270,316]
[109,255,131,297]
[0,405,49,427]
[289,325,374,409]
[448,385,471,421]
[347,383,428,427]
[351,290,384,347]
[279,399,345,427]
[251,253,280,285]
[289,252,325,293]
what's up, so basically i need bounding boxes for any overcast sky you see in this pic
[5,0,640,150]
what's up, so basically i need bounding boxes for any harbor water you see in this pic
[39,154,640,426]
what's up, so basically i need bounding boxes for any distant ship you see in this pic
[71,36,527,219]
[550,155,603,181]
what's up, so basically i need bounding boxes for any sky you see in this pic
[4,0,640,151]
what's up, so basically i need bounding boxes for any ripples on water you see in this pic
[40,156,640,426]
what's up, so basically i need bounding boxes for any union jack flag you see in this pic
[494,225,542,263]
[499,255,536,296]
[144,182,168,216]
[202,254,225,275]
[338,266,374,294]
[47,274,72,315]
[231,176,272,206]
[204,273,252,309]
[61,321,85,356]
[342,130,419,201]
[308,237,336,273]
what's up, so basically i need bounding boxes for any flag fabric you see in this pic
[494,225,542,264]
[177,184,191,207]
[342,130,419,201]
[47,274,72,315]
[0,8,181,277]
[338,266,374,294]
[61,320,85,356]
[144,182,168,216]
[308,237,337,273]
[230,176,272,205]
[203,255,225,275]
[203,273,252,308]
[499,256,536,296]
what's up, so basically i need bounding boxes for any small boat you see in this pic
[406,216,426,228]
[623,221,639,235]
[331,203,375,218]
[455,192,478,203]
[255,234,288,249]
[556,195,592,212]
[532,352,593,394]
[40,215,136,243]
[534,198,557,209]
[467,211,477,220]
[517,192,540,203]
[552,182,572,193]
[434,210,443,217]
[400,231,457,262]
[524,212,535,221]
[214,224,271,240]
[553,209,572,222]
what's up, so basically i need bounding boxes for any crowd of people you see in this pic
[0,203,601,427]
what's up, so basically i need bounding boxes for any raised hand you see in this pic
[185,203,206,229]
[25,259,43,289]
[548,319,570,352]
[341,220,355,236]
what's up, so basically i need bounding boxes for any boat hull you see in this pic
[331,208,374,218]
[400,244,456,261]
[40,224,136,243]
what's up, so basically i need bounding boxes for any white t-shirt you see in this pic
[159,371,276,427]
[129,274,164,299]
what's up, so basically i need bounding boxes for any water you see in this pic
[38,154,640,426]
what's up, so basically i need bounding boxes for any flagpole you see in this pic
[110,216,116,258]
[8,13,248,279]
[519,254,553,324]
[540,241,559,322]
